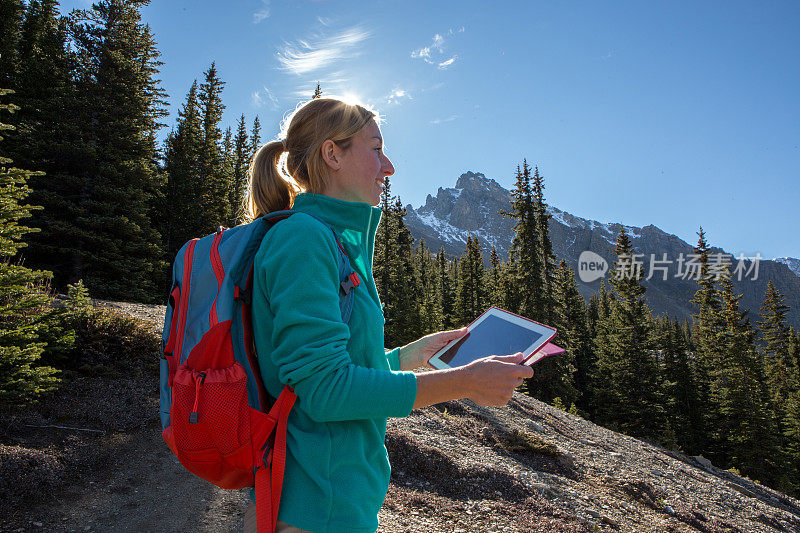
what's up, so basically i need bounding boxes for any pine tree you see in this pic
[221,126,234,224]
[0,0,24,89]
[586,292,599,340]
[447,256,460,328]
[757,281,797,407]
[715,265,788,488]
[531,164,557,325]
[502,161,543,320]
[414,238,442,334]
[593,228,666,440]
[0,88,60,403]
[757,281,800,489]
[688,227,729,457]
[163,80,204,259]
[455,235,486,325]
[591,282,615,420]
[249,115,261,159]
[5,0,82,290]
[784,327,800,490]
[528,259,582,406]
[197,62,228,231]
[231,114,249,225]
[374,181,421,346]
[658,316,702,452]
[64,0,169,301]
[485,245,504,307]
[374,180,395,313]
[435,247,455,329]
[390,197,420,344]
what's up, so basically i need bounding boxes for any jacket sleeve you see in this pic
[256,216,417,422]
[385,347,402,371]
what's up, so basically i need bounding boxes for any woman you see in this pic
[243,98,533,533]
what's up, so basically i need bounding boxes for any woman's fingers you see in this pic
[436,327,468,342]
[486,353,534,378]
[464,353,535,406]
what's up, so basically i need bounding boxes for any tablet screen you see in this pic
[437,314,546,367]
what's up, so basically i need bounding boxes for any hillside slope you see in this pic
[2,301,799,532]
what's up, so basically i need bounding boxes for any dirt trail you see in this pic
[5,423,250,532]
[2,301,251,532]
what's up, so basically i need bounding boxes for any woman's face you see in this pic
[323,119,395,206]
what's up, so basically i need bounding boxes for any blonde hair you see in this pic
[245,98,378,220]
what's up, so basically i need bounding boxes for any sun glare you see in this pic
[337,92,365,107]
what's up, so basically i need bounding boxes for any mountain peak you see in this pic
[455,171,486,189]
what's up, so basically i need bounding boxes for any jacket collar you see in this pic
[291,192,382,236]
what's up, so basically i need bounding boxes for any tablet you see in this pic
[428,307,559,369]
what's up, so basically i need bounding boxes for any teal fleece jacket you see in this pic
[251,192,418,533]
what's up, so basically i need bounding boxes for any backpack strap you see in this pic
[266,210,359,324]
[255,385,296,533]
[333,232,359,324]
[168,238,198,387]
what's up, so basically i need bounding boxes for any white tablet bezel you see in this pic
[428,306,557,370]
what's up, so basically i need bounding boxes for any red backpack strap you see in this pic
[209,228,226,328]
[255,385,296,533]
[169,238,198,386]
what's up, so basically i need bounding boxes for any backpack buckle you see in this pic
[234,286,251,305]
[340,272,360,295]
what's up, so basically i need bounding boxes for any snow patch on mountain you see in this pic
[416,212,468,244]
[547,206,642,246]
[774,257,800,277]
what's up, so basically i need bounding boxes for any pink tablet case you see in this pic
[538,342,566,356]
[523,342,565,365]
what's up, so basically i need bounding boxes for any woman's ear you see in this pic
[320,139,341,171]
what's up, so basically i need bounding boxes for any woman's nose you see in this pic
[382,155,395,176]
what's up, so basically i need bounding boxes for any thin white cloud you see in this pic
[253,0,270,23]
[252,85,279,109]
[430,115,458,124]
[601,51,613,60]
[438,56,457,69]
[411,28,464,68]
[277,26,370,75]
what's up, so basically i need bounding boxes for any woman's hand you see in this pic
[461,353,534,406]
[397,327,469,371]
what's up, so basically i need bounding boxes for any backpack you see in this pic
[159,210,361,533]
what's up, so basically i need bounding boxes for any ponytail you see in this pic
[245,140,300,220]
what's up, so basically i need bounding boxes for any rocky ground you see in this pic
[1,301,799,532]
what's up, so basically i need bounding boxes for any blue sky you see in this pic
[61,1,800,259]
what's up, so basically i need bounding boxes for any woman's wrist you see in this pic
[397,344,421,371]
[412,365,475,409]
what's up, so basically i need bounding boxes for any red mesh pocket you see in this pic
[162,320,258,489]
